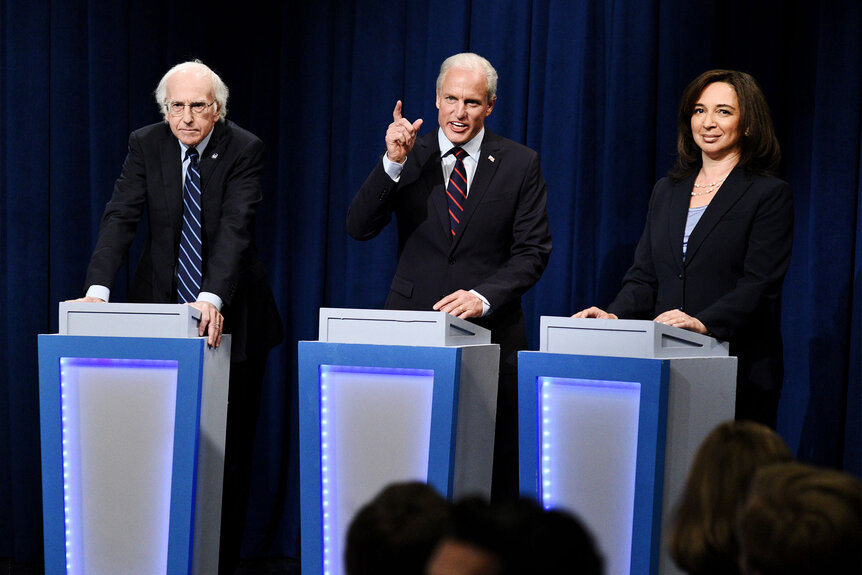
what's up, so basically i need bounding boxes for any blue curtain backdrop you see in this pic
[2,0,860,563]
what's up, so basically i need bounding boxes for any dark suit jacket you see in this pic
[347,129,552,372]
[607,167,794,392]
[84,120,283,361]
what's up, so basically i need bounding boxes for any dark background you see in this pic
[2,0,860,565]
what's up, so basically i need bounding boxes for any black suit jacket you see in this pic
[347,129,552,371]
[84,120,283,361]
[607,167,794,392]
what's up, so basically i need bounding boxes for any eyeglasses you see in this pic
[165,100,216,117]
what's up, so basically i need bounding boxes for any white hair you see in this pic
[436,53,498,102]
[154,60,229,121]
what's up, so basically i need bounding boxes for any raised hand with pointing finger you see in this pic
[385,100,423,164]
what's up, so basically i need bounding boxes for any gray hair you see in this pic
[436,53,498,103]
[154,60,229,121]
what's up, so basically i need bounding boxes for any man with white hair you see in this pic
[347,53,552,500]
[77,59,283,574]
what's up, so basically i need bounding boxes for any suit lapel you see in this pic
[159,128,184,235]
[198,121,225,189]
[195,122,228,248]
[404,131,450,241]
[685,167,749,265]
[449,132,501,252]
[667,173,695,270]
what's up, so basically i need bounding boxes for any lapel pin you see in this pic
[211,153,219,159]
[488,155,495,162]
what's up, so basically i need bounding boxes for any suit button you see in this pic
[677,273,683,280]
[448,256,455,264]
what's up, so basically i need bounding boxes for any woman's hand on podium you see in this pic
[653,309,707,334]
[572,306,618,319]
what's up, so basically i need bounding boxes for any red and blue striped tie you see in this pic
[446,147,467,236]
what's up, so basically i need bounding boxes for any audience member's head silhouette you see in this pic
[667,420,793,575]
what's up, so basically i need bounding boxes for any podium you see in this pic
[38,303,231,575]
[519,317,737,575]
[298,308,500,575]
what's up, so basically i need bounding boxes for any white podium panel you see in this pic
[540,377,642,575]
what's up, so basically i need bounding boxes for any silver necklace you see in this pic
[691,176,726,197]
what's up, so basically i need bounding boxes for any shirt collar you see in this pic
[179,124,215,159]
[438,127,485,160]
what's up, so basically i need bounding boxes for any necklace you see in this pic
[691,176,727,197]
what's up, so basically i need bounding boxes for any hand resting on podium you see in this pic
[573,306,707,335]
[433,289,483,320]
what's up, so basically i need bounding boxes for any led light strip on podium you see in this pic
[38,303,230,575]
[519,317,737,575]
[299,308,500,575]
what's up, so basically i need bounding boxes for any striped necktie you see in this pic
[446,147,468,236]
[177,147,202,303]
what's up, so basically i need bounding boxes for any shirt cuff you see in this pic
[382,153,405,182]
[470,289,490,317]
[197,291,223,311]
[86,285,111,302]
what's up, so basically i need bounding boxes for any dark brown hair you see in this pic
[345,482,452,575]
[666,421,793,575]
[670,69,781,181]
[737,462,862,575]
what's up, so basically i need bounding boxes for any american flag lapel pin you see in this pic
[488,155,495,162]
[211,152,219,159]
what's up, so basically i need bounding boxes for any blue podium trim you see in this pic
[38,335,206,575]
[297,341,462,575]
[517,351,669,575]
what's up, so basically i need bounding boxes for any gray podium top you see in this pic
[539,316,729,358]
[58,302,201,338]
[319,308,491,347]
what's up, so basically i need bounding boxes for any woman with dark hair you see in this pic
[575,70,794,426]
[666,420,794,575]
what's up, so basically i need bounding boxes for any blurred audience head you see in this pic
[736,462,862,575]
[426,497,504,575]
[666,420,793,575]
[426,496,603,575]
[344,481,451,575]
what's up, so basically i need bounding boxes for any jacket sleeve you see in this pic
[607,182,661,319]
[471,150,552,309]
[83,130,148,292]
[200,135,266,306]
[346,157,398,241]
[694,180,794,340]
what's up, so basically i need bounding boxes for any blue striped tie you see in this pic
[177,148,202,303]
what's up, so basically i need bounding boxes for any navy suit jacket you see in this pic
[347,129,552,371]
[607,167,794,392]
[84,120,283,361]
